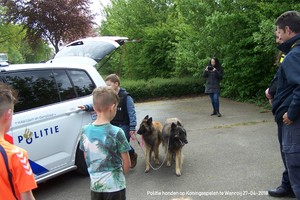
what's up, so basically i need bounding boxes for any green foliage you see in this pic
[100,0,300,104]
[3,1,300,105]
[0,21,51,64]
[121,77,205,102]
[100,0,179,79]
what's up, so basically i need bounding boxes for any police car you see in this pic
[0,36,128,183]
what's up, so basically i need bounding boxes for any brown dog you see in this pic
[162,118,188,176]
[137,115,163,173]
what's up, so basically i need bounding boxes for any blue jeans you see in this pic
[208,93,220,113]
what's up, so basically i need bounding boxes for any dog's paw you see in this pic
[145,167,150,173]
[166,161,171,167]
[176,170,181,176]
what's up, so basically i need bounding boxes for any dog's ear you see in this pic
[171,122,177,130]
[177,120,182,127]
[144,115,149,119]
[147,117,153,125]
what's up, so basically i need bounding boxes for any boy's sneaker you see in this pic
[130,152,138,168]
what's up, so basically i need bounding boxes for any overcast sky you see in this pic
[90,0,111,25]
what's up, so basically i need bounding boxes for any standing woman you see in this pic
[203,57,223,117]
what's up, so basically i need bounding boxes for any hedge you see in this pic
[121,77,205,102]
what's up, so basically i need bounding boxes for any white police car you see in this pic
[1,36,128,183]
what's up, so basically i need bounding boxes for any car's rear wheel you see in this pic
[75,144,88,175]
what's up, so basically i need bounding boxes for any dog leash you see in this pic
[132,133,169,171]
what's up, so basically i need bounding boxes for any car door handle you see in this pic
[65,109,82,115]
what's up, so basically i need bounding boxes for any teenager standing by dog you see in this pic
[271,11,300,199]
[105,74,138,168]
[80,86,131,200]
[203,57,223,117]
[80,74,138,168]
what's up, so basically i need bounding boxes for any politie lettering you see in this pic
[18,126,59,144]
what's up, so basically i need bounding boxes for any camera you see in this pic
[207,66,214,71]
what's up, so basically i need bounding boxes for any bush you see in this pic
[117,76,271,110]
[121,77,205,102]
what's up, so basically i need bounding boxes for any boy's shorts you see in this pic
[91,189,126,200]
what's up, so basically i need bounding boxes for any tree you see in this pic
[100,0,300,102]
[1,0,96,53]
[0,6,51,64]
[100,0,177,78]
[205,0,300,100]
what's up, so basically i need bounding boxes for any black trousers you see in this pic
[91,189,126,200]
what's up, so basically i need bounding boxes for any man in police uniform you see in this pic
[271,11,300,198]
[266,32,293,197]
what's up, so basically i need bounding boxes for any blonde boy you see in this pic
[80,86,131,200]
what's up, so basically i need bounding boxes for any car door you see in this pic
[48,36,128,66]
[4,68,97,180]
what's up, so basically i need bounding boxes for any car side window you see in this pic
[67,69,95,97]
[0,68,96,113]
[52,70,77,101]
[3,70,60,112]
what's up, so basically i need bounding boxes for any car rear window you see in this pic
[0,69,96,113]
